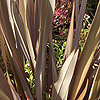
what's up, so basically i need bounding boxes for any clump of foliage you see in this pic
[0,0,100,100]
[53,40,66,69]
[24,61,35,95]
[52,0,99,68]
[53,0,72,35]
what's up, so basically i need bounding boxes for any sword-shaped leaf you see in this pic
[64,0,75,60]
[35,0,55,99]
[77,79,89,100]
[89,64,100,100]
[0,0,34,99]
[52,49,79,100]
[69,1,100,99]
[72,0,87,49]
[0,69,13,100]
[47,32,57,94]
[75,0,79,24]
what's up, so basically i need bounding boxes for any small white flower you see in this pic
[61,5,64,8]
[65,10,68,12]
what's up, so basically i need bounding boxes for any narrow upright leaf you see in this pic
[0,69,13,100]
[77,79,89,100]
[0,1,34,99]
[52,49,79,100]
[72,0,87,49]
[64,0,75,60]
[0,89,11,100]
[35,0,55,100]
[47,32,57,94]
[75,0,79,24]
[89,64,100,100]
[69,1,100,99]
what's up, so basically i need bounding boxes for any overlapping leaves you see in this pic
[0,0,100,100]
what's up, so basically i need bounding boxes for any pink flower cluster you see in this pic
[53,0,72,35]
